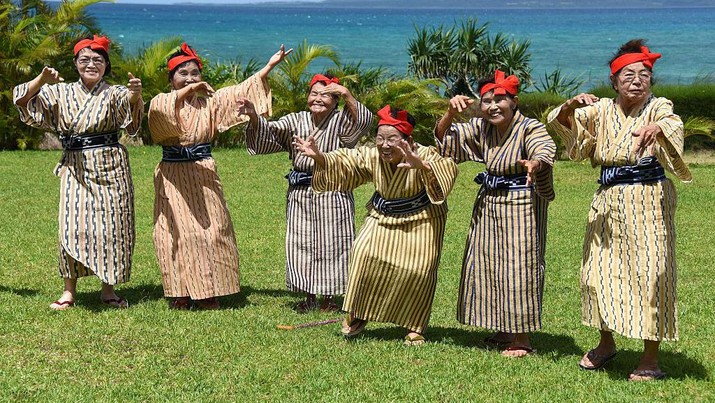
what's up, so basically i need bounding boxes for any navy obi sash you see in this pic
[599,156,665,186]
[370,189,431,216]
[60,131,118,151]
[285,170,313,187]
[474,172,531,191]
[162,143,212,162]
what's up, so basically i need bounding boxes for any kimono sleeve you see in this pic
[312,146,374,192]
[434,118,483,163]
[214,73,272,132]
[335,101,374,148]
[245,115,293,155]
[148,92,183,144]
[546,102,598,162]
[651,97,692,182]
[12,83,61,131]
[418,146,458,204]
[524,120,557,201]
[111,85,144,137]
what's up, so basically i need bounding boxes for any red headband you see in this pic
[479,69,519,97]
[610,46,661,75]
[73,35,110,56]
[309,74,339,88]
[168,43,203,72]
[377,105,414,137]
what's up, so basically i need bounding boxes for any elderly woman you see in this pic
[13,35,143,309]
[294,105,458,345]
[148,43,291,310]
[546,39,691,381]
[435,70,556,357]
[241,74,373,313]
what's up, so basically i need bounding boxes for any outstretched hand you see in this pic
[517,159,542,186]
[448,95,475,114]
[127,72,142,103]
[237,97,256,117]
[40,66,64,85]
[292,135,321,159]
[632,123,662,158]
[190,81,215,98]
[395,139,430,170]
[268,44,293,67]
[563,93,599,111]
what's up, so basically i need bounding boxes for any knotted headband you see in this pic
[309,74,339,88]
[610,46,661,75]
[168,43,203,72]
[377,105,414,137]
[73,35,110,56]
[479,69,519,97]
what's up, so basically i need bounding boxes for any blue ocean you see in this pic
[88,3,715,89]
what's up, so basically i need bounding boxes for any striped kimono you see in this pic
[246,103,373,296]
[13,80,143,284]
[312,145,458,333]
[437,111,556,333]
[148,73,271,299]
[547,95,691,341]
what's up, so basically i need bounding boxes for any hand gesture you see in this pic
[127,72,142,103]
[190,81,215,98]
[632,123,662,158]
[563,93,599,111]
[237,97,256,117]
[395,139,429,170]
[517,159,543,186]
[40,66,64,85]
[292,135,320,159]
[448,95,475,114]
[318,83,349,99]
[268,44,293,68]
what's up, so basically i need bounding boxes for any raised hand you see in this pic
[293,135,321,159]
[268,44,293,68]
[632,123,662,158]
[318,82,349,98]
[40,66,64,84]
[448,95,475,114]
[191,81,215,98]
[517,159,543,186]
[395,139,430,171]
[237,97,256,116]
[563,93,599,111]
[127,72,142,104]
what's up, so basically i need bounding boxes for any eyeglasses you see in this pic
[620,71,652,83]
[375,136,402,146]
[77,57,106,66]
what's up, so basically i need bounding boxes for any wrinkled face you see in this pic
[307,82,338,117]
[375,125,406,164]
[171,61,202,90]
[75,48,107,87]
[612,61,652,105]
[479,91,517,131]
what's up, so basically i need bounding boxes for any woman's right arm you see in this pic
[434,95,482,163]
[241,98,293,155]
[14,67,63,108]
[546,93,599,161]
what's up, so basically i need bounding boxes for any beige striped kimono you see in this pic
[547,95,691,341]
[13,80,143,284]
[312,145,458,333]
[246,103,373,296]
[148,73,271,299]
[437,111,556,333]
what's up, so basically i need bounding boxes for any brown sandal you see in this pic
[168,297,191,310]
[194,297,220,310]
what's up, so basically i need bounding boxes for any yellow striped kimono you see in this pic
[312,145,458,333]
[246,103,373,296]
[13,80,143,284]
[547,95,691,341]
[437,111,556,333]
[148,73,271,299]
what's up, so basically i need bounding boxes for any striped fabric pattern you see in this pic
[437,111,556,332]
[547,95,689,341]
[246,103,373,295]
[13,80,142,284]
[312,145,458,333]
[148,73,272,299]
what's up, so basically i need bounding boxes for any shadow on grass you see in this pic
[596,349,710,381]
[74,282,164,311]
[0,285,40,297]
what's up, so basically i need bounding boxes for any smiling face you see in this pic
[612,61,653,108]
[375,125,408,165]
[170,60,202,90]
[307,82,338,120]
[479,91,518,133]
[75,48,108,88]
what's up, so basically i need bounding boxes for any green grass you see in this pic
[0,148,713,401]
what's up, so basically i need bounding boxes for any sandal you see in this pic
[628,369,666,381]
[579,349,617,370]
[194,297,220,310]
[168,297,191,310]
[319,299,339,313]
[501,345,535,358]
[295,299,318,314]
[49,300,75,311]
[101,297,129,309]
[341,316,367,337]
[404,333,426,346]
[484,333,513,347]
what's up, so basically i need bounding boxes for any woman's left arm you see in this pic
[642,97,692,182]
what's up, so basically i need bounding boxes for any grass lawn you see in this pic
[0,147,713,401]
